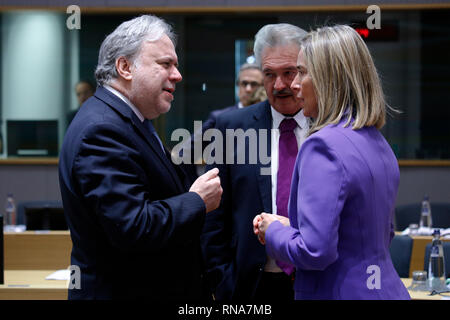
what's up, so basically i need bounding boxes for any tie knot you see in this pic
[279,118,297,133]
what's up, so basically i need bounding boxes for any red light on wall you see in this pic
[355,27,370,39]
[351,22,399,42]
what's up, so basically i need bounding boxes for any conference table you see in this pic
[0,270,67,300]
[1,231,448,300]
[395,232,450,277]
[1,274,447,300]
[3,230,71,270]
[401,278,450,300]
[5,231,436,272]
[1,230,71,300]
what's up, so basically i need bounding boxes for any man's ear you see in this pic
[115,56,133,81]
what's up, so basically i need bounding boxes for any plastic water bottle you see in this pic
[419,195,432,229]
[427,229,447,292]
[5,193,16,226]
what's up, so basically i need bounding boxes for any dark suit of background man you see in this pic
[66,80,95,126]
[202,63,264,132]
[180,63,264,181]
[59,15,222,300]
[201,23,308,300]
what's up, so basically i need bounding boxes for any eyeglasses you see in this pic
[238,81,262,88]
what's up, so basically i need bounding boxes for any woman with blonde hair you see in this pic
[254,25,410,299]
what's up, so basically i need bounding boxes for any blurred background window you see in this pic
[0,4,449,160]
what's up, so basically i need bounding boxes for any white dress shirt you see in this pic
[104,85,145,122]
[264,106,309,272]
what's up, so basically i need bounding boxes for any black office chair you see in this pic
[17,200,67,230]
[395,202,450,231]
[423,242,450,279]
[389,235,414,278]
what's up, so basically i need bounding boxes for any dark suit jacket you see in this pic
[180,104,239,181]
[202,104,238,134]
[66,108,79,127]
[201,100,272,300]
[59,86,207,300]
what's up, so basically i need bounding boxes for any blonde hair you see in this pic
[301,25,391,135]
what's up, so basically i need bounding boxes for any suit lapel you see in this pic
[95,87,185,193]
[252,101,273,213]
[131,113,186,193]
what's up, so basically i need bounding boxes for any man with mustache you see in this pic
[177,63,264,182]
[201,23,309,300]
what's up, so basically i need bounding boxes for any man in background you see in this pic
[67,80,95,125]
[202,63,264,131]
[75,80,96,106]
[180,63,264,180]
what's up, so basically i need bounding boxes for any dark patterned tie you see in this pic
[275,118,298,275]
[143,119,165,154]
[144,119,188,190]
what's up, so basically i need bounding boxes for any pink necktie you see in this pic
[275,118,298,275]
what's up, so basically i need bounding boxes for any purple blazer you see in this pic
[265,119,410,300]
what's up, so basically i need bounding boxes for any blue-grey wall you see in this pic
[0,163,448,209]
[1,11,79,156]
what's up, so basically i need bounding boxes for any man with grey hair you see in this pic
[59,14,222,300]
[201,23,308,300]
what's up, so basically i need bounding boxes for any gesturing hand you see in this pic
[189,168,223,213]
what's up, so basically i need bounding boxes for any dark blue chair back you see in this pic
[17,200,66,230]
[389,235,413,278]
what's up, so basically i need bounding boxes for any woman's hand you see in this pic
[253,214,265,244]
[253,213,286,245]
[274,215,290,227]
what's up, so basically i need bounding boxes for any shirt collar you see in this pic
[270,105,309,130]
[104,84,145,122]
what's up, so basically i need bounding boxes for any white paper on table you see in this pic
[443,228,450,238]
[46,269,70,280]
[401,227,450,238]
